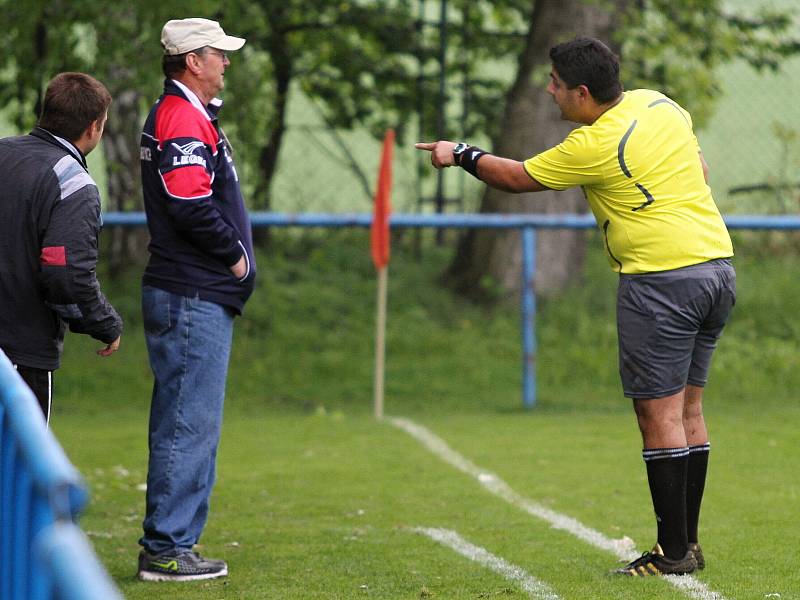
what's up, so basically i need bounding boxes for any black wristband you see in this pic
[458,146,488,179]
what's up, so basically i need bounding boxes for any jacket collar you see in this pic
[30,127,88,169]
[165,78,223,122]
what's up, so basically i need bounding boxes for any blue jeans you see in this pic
[139,286,234,555]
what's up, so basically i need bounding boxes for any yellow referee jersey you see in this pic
[524,89,733,273]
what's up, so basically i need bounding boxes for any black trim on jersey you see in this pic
[632,183,655,211]
[648,98,690,127]
[603,220,623,271]
[618,119,657,211]
[617,120,637,178]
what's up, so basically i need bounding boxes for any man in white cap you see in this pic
[137,18,256,582]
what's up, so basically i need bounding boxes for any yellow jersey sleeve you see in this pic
[523,127,604,190]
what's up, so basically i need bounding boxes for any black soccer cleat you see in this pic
[689,542,705,570]
[615,543,697,577]
[137,550,228,582]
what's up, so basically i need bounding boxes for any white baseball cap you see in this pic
[161,18,246,55]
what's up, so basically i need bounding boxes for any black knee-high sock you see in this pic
[686,443,710,544]
[643,447,689,560]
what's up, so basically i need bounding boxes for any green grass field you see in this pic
[48,231,799,599]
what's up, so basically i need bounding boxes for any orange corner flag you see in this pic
[370,129,394,270]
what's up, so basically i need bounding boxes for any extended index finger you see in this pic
[414,142,436,151]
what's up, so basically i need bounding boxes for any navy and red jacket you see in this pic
[0,128,122,370]
[140,79,256,314]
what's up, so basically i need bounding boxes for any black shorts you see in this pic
[616,258,736,399]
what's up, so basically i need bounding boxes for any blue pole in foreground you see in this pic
[521,228,537,409]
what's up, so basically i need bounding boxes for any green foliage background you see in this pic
[0,0,797,213]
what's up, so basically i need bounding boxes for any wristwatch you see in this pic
[452,142,469,165]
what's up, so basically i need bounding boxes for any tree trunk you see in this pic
[251,20,294,246]
[102,81,148,273]
[446,0,625,301]
[255,60,290,212]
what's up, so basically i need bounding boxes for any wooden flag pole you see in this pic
[373,265,388,419]
[371,129,393,420]
[370,129,394,420]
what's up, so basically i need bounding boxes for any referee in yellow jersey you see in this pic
[416,37,735,577]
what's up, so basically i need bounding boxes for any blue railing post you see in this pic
[12,467,33,599]
[30,493,53,598]
[521,228,537,409]
[0,350,122,599]
[1,408,16,599]
[36,523,123,600]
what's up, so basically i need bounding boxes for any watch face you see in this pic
[453,142,468,154]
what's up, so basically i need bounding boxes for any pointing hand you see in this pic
[415,141,457,169]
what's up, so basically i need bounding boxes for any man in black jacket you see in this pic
[0,72,123,423]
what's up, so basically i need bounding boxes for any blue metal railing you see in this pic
[0,351,122,600]
[36,523,122,600]
[102,211,800,230]
[103,211,800,408]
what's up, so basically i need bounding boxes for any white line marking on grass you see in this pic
[664,575,729,600]
[389,417,636,560]
[390,417,728,600]
[413,527,561,600]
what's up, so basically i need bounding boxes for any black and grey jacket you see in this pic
[0,127,122,370]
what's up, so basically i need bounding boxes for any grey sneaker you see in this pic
[137,550,228,582]
[689,542,705,570]
[615,543,697,577]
